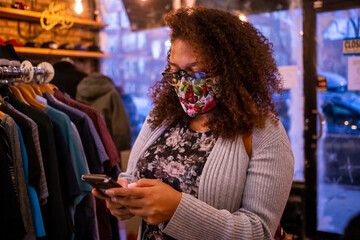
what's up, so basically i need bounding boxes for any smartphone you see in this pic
[81,174,121,196]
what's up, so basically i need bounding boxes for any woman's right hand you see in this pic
[92,179,135,221]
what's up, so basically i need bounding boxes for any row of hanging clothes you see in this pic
[0,45,122,240]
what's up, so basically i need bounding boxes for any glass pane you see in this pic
[100,0,169,145]
[247,7,304,181]
[317,8,360,234]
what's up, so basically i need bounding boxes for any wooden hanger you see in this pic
[50,83,58,89]
[38,83,55,95]
[29,82,43,95]
[0,96,3,120]
[9,85,30,105]
[17,83,46,111]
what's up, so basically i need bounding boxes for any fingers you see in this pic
[127,207,146,217]
[92,179,139,222]
[105,186,147,198]
[135,178,159,187]
[92,188,110,200]
[110,196,145,208]
[110,206,132,216]
[106,198,124,210]
[109,206,135,221]
[117,178,130,188]
[106,197,135,221]
[105,179,158,198]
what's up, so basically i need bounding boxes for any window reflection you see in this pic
[317,8,360,235]
[247,9,304,181]
[100,1,168,145]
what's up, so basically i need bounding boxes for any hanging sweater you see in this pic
[119,115,294,240]
[76,73,131,153]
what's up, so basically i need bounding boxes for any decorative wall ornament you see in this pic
[40,2,74,31]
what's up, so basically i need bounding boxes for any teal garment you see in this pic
[17,125,46,237]
[44,106,92,206]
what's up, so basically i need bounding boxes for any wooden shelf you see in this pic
[0,7,108,29]
[14,47,110,58]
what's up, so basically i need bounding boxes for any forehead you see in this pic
[169,40,198,66]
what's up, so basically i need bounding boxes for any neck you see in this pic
[189,113,210,132]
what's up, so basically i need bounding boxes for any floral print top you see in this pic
[135,122,218,240]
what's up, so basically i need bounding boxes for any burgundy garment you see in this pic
[54,89,120,168]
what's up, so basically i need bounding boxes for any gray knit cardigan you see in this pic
[119,116,294,240]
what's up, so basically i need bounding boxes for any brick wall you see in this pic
[0,0,96,50]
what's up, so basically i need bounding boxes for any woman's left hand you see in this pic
[105,179,182,225]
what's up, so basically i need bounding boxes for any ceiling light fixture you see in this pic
[239,14,247,22]
[75,0,83,14]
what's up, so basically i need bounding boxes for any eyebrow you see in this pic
[168,61,198,69]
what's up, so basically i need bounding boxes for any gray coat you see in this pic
[76,72,131,152]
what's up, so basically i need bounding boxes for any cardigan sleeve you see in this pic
[161,120,294,239]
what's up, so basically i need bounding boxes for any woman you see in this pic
[93,6,294,240]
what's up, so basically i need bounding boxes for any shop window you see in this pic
[248,8,304,181]
[137,32,147,50]
[316,8,360,234]
[100,0,168,145]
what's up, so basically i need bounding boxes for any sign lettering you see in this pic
[40,2,74,31]
[343,39,360,54]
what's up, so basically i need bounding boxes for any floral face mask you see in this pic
[162,69,219,117]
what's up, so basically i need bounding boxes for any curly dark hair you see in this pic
[148,6,282,138]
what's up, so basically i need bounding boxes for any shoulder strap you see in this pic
[242,134,252,158]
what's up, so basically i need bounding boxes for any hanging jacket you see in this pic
[76,73,131,153]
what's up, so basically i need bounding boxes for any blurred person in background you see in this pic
[76,73,131,154]
[52,59,88,99]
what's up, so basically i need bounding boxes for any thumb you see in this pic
[135,178,159,187]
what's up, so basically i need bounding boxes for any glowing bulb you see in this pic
[344,121,349,125]
[351,125,357,130]
[165,40,171,49]
[75,0,83,14]
[239,14,247,22]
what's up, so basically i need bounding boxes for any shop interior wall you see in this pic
[0,0,97,65]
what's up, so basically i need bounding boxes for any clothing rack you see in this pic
[0,59,54,84]
[1,45,123,240]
